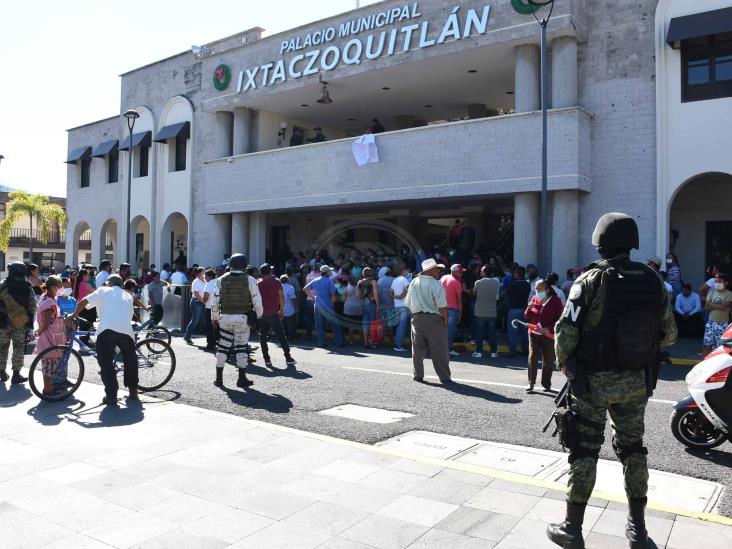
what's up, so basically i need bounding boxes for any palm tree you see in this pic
[0,191,67,262]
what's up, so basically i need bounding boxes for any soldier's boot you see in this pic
[626,497,649,548]
[11,371,28,384]
[0,370,8,383]
[236,369,253,388]
[547,502,586,549]
[213,367,224,387]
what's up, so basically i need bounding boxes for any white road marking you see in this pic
[342,366,677,405]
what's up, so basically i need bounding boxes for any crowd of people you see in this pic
[1,241,729,398]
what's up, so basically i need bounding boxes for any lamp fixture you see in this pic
[277,121,288,145]
[301,104,309,107]
[317,80,333,104]
[468,69,478,73]
[382,86,391,90]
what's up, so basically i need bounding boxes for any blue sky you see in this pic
[0,0,381,198]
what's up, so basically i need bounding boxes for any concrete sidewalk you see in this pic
[0,382,730,549]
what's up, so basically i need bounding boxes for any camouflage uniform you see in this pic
[0,326,29,374]
[0,281,36,377]
[555,254,677,505]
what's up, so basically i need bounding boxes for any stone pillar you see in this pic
[215,112,234,158]
[233,107,252,156]
[552,36,578,109]
[513,193,539,266]
[467,103,487,119]
[551,190,579,274]
[514,44,540,113]
[232,212,249,257]
[248,212,266,267]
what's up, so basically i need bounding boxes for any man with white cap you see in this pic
[404,258,452,384]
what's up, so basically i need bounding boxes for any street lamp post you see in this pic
[123,109,139,268]
[512,0,555,275]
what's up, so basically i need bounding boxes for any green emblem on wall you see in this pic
[511,0,553,15]
[213,64,231,91]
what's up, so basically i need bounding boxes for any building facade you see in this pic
[65,0,732,286]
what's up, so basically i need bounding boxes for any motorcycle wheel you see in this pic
[670,407,727,449]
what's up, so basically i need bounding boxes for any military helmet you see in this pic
[591,212,639,250]
[229,253,247,270]
[7,262,27,277]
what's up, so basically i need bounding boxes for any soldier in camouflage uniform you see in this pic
[0,262,37,384]
[547,213,677,549]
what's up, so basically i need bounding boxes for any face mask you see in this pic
[62,288,72,297]
[666,259,673,265]
[537,291,547,300]
[716,283,726,291]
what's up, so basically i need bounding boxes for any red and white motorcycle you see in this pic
[671,325,732,449]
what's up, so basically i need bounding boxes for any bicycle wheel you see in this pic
[135,338,176,391]
[28,346,85,402]
[140,326,171,348]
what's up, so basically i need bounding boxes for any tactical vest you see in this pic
[219,272,252,315]
[577,258,663,373]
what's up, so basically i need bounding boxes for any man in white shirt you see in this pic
[674,283,703,337]
[96,260,112,288]
[203,269,217,351]
[160,263,172,282]
[170,265,188,286]
[68,275,137,405]
[184,267,207,343]
[391,259,412,352]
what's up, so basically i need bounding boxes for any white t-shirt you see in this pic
[170,271,187,285]
[204,279,216,309]
[391,275,410,308]
[84,286,134,338]
[160,269,171,281]
[95,270,110,288]
[191,277,206,301]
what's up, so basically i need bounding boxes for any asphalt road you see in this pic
[16,333,732,516]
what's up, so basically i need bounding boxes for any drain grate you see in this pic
[319,404,414,424]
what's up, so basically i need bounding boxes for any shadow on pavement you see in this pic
[140,389,181,402]
[431,381,523,404]
[248,363,312,380]
[0,382,33,407]
[66,399,145,428]
[220,385,293,414]
[27,398,87,426]
[684,446,732,466]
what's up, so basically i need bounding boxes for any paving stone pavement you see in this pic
[1,381,730,549]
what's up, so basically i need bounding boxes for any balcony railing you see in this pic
[9,228,66,247]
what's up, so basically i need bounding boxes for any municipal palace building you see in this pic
[64,0,732,287]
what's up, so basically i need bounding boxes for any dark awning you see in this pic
[154,121,190,143]
[118,131,152,151]
[666,7,732,47]
[91,139,119,158]
[65,146,92,164]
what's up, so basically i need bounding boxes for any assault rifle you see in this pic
[542,379,570,435]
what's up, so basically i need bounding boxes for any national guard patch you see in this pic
[568,283,582,301]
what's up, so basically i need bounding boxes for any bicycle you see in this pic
[28,321,176,402]
[133,317,171,347]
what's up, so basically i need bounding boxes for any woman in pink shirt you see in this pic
[73,268,96,344]
[523,279,564,393]
[34,276,67,396]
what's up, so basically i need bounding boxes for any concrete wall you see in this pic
[576,0,659,266]
[203,108,592,214]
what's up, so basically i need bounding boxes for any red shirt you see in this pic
[257,277,283,316]
[524,295,564,337]
[440,275,463,310]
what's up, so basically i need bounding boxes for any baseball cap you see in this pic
[451,264,466,273]
[320,265,331,274]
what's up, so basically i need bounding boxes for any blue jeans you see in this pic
[185,299,205,339]
[305,300,315,338]
[473,316,497,353]
[394,306,411,348]
[362,300,377,331]
[447,308,459,351]
[315,306,343,347]
[507,308,528,354]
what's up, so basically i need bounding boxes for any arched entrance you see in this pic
[99,219,118,267]
[72,222,92,266]
[669,172,732,287]
[130,216,151,273]
[161,212,188,268]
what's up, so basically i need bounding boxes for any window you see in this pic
[108,149,119,183]
[138,144,149,177]
[80,157,91,188]
[682,32,732,102]
[174,133,187,172]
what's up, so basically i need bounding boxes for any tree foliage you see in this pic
[0,191,67,253]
